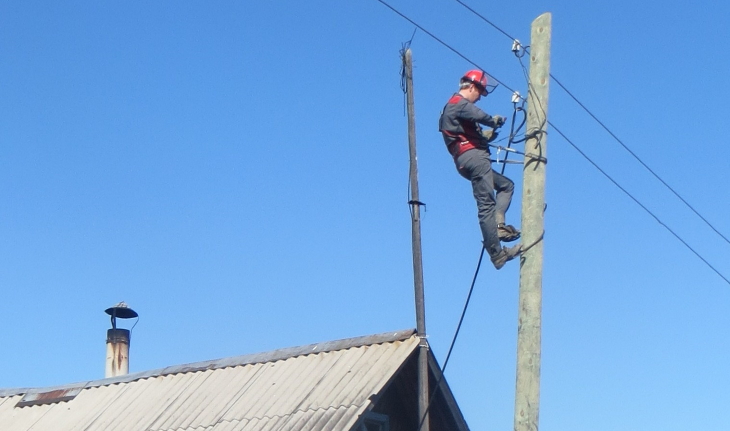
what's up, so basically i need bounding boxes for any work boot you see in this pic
[497,224,521,242]
[491,244,522,270]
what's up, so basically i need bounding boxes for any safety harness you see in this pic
[439,94,487,159]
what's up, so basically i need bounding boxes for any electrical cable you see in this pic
[499,99,527,175]
[400,29,417,115]
[454,0,518,42]
[416,246,486,431]
[514,26,730,285]
[380,7,730,429]
[517,31,730,285]
[549,121,730,286]
[549,75,730,246]
[375,0,518,95]
[453,0,730,247]
[381,0,730,370]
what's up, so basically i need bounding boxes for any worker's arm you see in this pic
[458,102,505,129]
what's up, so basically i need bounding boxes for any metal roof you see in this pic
[0,329,422,431]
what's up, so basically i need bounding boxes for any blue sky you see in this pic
[1,1,729,430]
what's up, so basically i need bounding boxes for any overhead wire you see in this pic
[375,0,730,283]
[549,76,730,246]
[452,0,730,247]
[374,0,518,95]
[378,3,730,427]
[377,0,730,284]
[549,121,730,286]
[511,26,730,286]
[454,0,517,41]
[497,92,527,174]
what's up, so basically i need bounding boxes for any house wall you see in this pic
[365,352,470,431]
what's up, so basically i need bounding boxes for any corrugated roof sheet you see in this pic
[0,329,419,431]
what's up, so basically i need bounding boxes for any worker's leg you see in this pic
[492,172,514,225]
[456,150,501,258]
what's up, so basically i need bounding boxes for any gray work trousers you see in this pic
[455,149,514,258]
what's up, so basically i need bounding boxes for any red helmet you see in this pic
[461,70,489,95]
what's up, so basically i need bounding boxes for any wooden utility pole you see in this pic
[514,13,551,431]
[403,48,429,431]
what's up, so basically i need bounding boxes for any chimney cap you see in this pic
[105,302,138,319]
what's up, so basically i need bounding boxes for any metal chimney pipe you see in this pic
[104,302,138,378]
[105,328,130,378]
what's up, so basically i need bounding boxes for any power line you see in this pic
[549,121,730,286]
[374,0,518,95]
[452,0,730,247]
[453,0,517,41]
[549,76,730,246]
[374,0,730,285]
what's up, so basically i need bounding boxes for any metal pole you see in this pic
[514,13,551,431]
[404,47,429,431]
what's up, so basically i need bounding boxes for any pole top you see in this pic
[532,12,551,26]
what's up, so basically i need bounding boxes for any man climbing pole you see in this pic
[439,70,522,269]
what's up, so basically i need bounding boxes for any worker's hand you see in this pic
[492,115,506,128]
[481,129,498,143]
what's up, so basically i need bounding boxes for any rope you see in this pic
[416,246,486,431]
